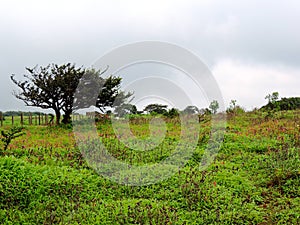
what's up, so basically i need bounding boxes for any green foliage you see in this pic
[279,97,300,110]
[114,104,137,117]
[182,105,199,114]
[0,109,299,224]
[166,108,180,118]
[2,111,46,117]
[261,96,300,111]
[143,104,168,115]
[209,100,219,114]
[265,92,279,104]
[0,126,24,151]
[227,100,245,114]
[11,63,131,125]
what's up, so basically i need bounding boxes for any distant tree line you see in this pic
[9,63,300,125]
[114,103,216,118]
[262,97,300,111]
[261,92,300,111]
[2,111,47,117]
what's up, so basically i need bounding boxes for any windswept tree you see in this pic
[72,68,133,118]
[11,63,132,124]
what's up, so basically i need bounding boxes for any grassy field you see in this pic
[0,110,299,224]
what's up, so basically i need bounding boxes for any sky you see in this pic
[0,0,299,112]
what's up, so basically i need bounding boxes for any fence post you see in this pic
[29,112,32,125]
[35,115,37,125]
[0,111,3,126]
[38,114,41,125]
[20,113,24,126]
[12,115,14,126]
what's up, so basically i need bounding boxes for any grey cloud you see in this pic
[0,0,299,111]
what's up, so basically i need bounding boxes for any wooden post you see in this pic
[35,115,37,125]
[0,111,3,126]
[38,114,41,125]
[12,115,14,126]
[29,112,32,125]
[20,113,24,126]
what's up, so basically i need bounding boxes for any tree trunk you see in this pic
[55,110,61,125]
[62,110,72,124]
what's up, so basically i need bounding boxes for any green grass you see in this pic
[0,110,299,224]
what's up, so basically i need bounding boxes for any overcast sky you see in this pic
[0,0,299,112]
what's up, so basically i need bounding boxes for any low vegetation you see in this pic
[0,109,299,224]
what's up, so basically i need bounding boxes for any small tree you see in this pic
[265,92,279,104]
[166,108,179,118]
[229,100,237,110]
[0,126,24,152]
[227,100,245,115]
[264,92,280,111]
[227,100,237,114]
[182,105,199,114]
[114,104,137,117]
[209,100,219,114]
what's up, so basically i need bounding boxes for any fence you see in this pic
[0,112,55,126]
[0,112,91,127]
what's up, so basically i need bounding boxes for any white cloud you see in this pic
[212,59,300,110]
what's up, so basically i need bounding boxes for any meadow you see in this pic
[0,110,299,224]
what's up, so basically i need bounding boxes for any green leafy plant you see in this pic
[0,126,24,151]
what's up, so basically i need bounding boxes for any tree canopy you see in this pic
[143,104,168,115]
[261,96,300,111]
[209,100,219,114]
[11,63,132,124]
[182,105,199,114]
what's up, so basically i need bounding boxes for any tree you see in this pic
[0,126,24,152]
[182,105,199,114]
[263,92,280,111]
[229,100,237,110]
[73,68,133,118]
[165,108,179,118]
[143,104,168,115]
[279,97,300,110]
[265,92,279,104]
[199,108,211,115]
[114,103,137,117]
[226,100,245,114]
[11,63,131,124]
[261,96,300,111]
[209,100,219,114]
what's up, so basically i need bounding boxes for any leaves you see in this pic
[0,126,24,151]
[11,64,132,124]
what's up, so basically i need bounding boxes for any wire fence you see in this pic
[0,112,52,126]
[0,112,95,127]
